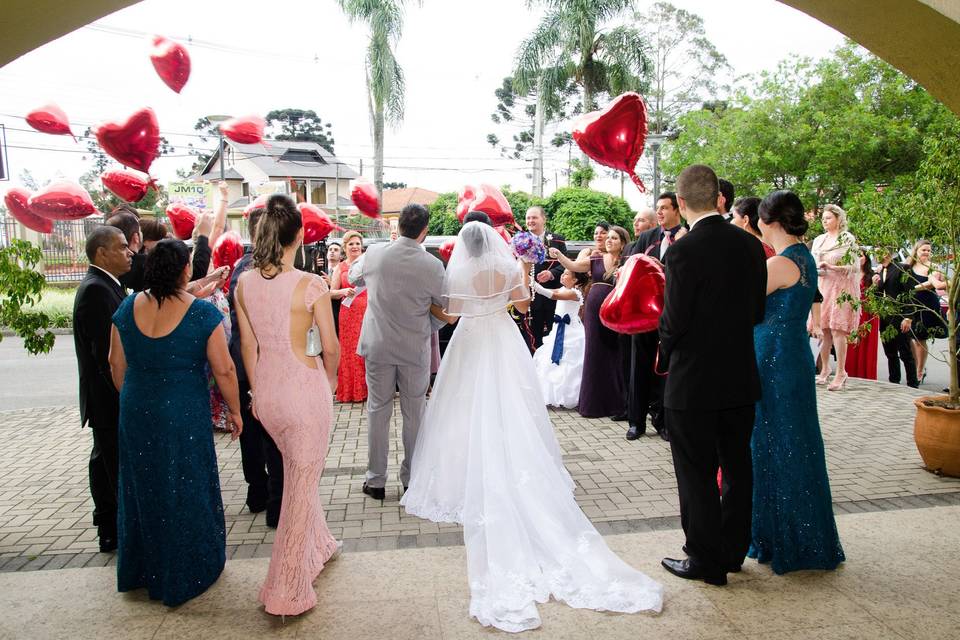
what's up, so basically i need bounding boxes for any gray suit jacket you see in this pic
[348,237,446,367]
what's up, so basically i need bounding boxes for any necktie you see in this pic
[659,230,673,260]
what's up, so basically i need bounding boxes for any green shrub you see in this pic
[543,188,634,240]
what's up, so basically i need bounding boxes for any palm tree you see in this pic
[337,0,419,205]
[514,0,651,171]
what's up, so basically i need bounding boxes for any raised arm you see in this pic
[548,246,590,273]
[209,181,229,247]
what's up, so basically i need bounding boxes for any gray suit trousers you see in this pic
[364,359,430,489]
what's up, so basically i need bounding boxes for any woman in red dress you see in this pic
[845,250,879,379]
[329,230,368,402]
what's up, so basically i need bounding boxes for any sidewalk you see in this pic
[1,506,958,639]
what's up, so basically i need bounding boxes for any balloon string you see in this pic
[629,171,646,193]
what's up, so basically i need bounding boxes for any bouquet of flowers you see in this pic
[511,231,546,264]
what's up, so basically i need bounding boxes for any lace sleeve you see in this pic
[304,275,330,312]
[573,288,584,305]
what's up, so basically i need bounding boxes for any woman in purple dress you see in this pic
[550,225,629,418]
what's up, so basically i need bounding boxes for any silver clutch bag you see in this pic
[306,325,322,357]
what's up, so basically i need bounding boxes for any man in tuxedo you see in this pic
[621,193,684,440]
[73,226,133,552]
[658,165,767,586]
[718,178,735,222]
[525,206,566,351]
[876,253,919,387]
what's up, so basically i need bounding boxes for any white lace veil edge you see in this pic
[442,221,528,316]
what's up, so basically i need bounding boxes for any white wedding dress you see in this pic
[401,222,663,633]
[532,291,585,408]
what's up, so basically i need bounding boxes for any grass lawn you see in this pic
[23,287,77,328]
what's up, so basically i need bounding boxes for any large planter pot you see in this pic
[914,395,960,477]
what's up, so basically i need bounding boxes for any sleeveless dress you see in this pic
[810,233,860,334]
[577,255,625,418]
[337,266,368,402]
[532,290,585,408]
[401,273,662,632]
[908,269,947,341]
[112,296,227,606]
[749,243,845,574]
[241,270,339,616]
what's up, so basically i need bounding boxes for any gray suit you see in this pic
[349,237,446,488]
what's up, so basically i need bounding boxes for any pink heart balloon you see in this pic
[599,254,665,334]
[457,184,514,226]
[95,108,161,174]
[150,36,191,93]
[166,203,198,240]
[4,188,53,233]
[28,181,97,221]
[456,185,476,222]
[298,203,343,244]
[221,115,265,145]
[101,168,152,203]
[350,182,380,219]
[573,92,649,192]
[26,104,74,140]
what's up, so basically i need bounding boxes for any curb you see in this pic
[1,328,73,337]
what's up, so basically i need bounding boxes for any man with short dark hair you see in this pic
[73,225,133,552]
[658,164,766,586]
[718,178,735,222]
[349,204,449,499]
[107,211,144,291]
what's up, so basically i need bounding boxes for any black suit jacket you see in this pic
[73,267,126,429]
[658,216,767,411]
[531,231,566,310]
[119,251,147,292]
[626,225,682,262]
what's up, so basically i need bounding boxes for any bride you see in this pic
[401,221,662,633]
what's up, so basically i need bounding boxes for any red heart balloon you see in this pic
[438,239,456,262]
[350,182,380,219]
[95,108,161,174]
[4,188,53,233]
[26,104,74,140]
[101,168,151,203]
[221,115,265,145]
[212,230,245,269]
[243,194,270,218]
[599,254,665,334]
[166,203,198,240]
[28,181,97,221]
[150,36,191,93]
[456,184,514,226]
[573,92,649,192]
[298,203,343,244]
[493,225,512,244]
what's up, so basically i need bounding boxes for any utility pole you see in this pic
[531,76,545,197]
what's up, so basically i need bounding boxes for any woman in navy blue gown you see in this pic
[109,239,242,606]
[750,191,845,575]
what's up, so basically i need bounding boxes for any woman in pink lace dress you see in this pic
[810,204,860,391]
[235,194,341,617]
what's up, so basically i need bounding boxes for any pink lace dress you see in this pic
[811,232,860,334]
[240,269,338,616]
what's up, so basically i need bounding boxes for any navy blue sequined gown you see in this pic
[749,244,845,574]
[112,295,227,606]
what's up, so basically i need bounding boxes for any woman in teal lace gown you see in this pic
[108,239,242,606]
[750,191,845,575]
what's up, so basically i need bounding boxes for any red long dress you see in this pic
[336,265,368,402]
[845,276,879,380]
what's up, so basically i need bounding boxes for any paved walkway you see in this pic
[1,377,958,571]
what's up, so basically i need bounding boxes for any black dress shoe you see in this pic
[626,423,644,440]
[661,557,726,586]
[265,510,280,529]
[612,414,628,422]
[362,483,385,500]
[656,428,670,442]
[99,536,118,553]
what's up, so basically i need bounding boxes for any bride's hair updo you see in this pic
[462,221,489,257]
[759,190,808,237]
[253,194,302,276]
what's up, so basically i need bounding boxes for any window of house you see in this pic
[241,182,249,197]
[311,181,327,205]
[291,180,307,203]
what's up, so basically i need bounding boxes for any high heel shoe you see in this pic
[828,372,848,391]
[816,369,831,385]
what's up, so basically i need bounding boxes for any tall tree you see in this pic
[635,2,730,135]
[265,109,336,152]
[486,76,578,160]
[513,0,652,179]
[337,0,419,204]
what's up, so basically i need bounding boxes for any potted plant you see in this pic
[854,125,959,476]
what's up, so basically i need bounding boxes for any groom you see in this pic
[657,165,767,586]
[349,204,447,500]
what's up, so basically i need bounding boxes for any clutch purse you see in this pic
[306,325,322,357]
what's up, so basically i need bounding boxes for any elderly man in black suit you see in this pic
[658,165,767,586]
[73,226,132,552]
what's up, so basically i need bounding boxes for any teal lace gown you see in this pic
[749,243,845,574]
[112,295,227,606]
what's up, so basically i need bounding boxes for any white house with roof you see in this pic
[197,140,360,214]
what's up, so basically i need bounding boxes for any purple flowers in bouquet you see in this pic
[511,231,547,264]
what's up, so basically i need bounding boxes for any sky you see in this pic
[0,0,846,210]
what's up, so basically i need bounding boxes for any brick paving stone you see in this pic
[2,379,960,569]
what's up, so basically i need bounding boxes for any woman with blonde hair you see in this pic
[329,230,369,401]
[905,239,948,383]
[810,204,860,390]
